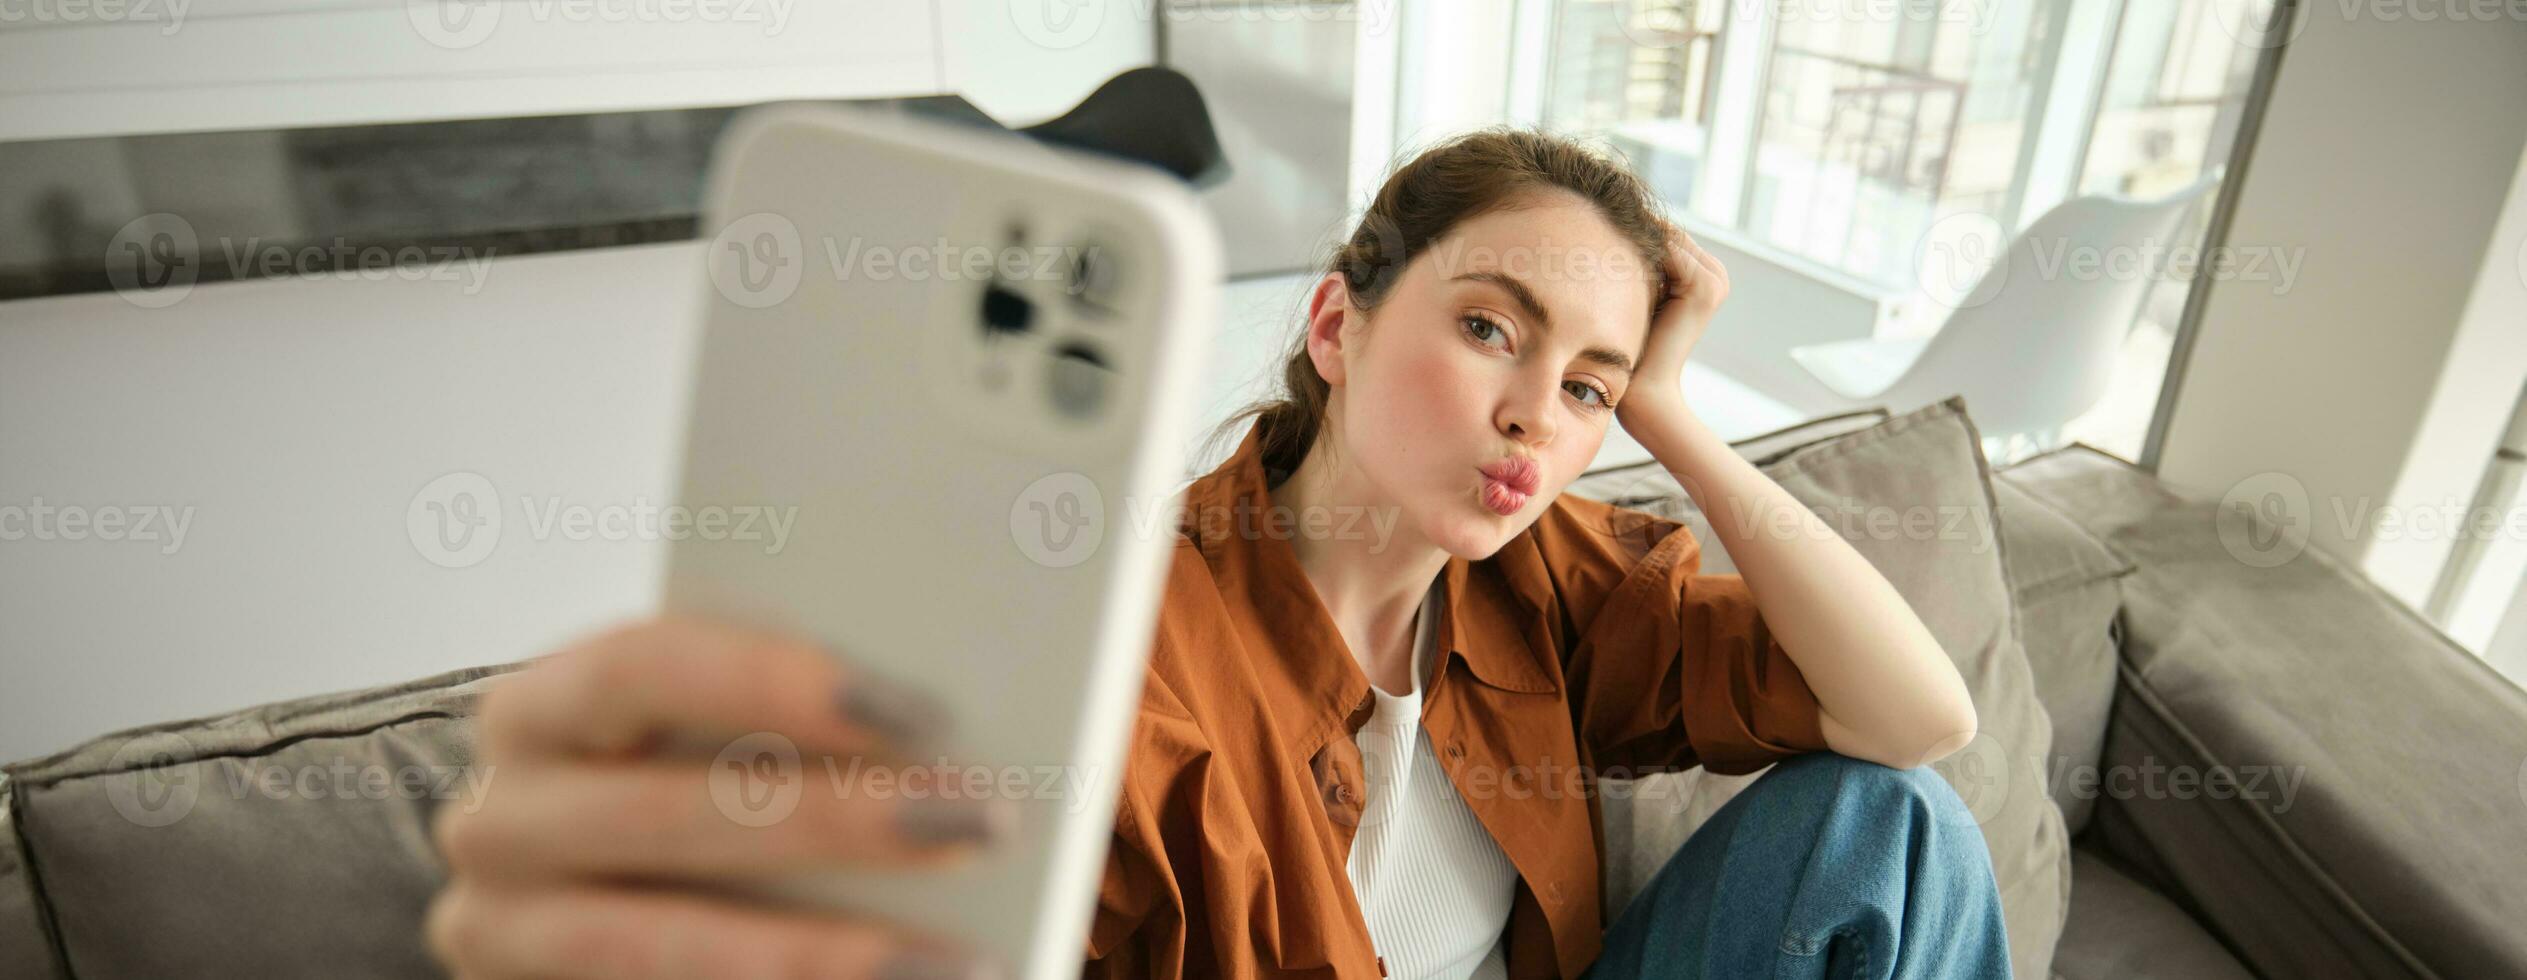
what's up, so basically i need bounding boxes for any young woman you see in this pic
[427,130,2010,980]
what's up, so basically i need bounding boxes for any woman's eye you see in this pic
[1460,314,1509,351]
[1565,380,1614,410]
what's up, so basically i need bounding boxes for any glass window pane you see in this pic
[1541,0,1730,204]
[2057,0,2273,461]
[1741,2,2058,291]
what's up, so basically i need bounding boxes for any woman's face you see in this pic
[1315,189,1659,560]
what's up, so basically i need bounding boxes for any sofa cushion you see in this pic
[1570,396,2071,980]
[0,663,522,979]
[1991,463,2136,834]
[2051,844,2253,980]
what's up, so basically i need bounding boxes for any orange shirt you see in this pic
[1082,424,1831,979]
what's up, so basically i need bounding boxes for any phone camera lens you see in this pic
[1047,340,1112,420]
[981,281,1034,336]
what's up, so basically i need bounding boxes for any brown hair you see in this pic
[1209,127,1673,481]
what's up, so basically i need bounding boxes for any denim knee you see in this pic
[1755,753,2004,959]
[1763,750,1987,838]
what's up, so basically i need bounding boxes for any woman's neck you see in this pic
[1273,429,1450,696]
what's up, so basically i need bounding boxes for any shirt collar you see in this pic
[1177,423,1560,702]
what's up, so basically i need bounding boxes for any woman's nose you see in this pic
[1498,385,1558,448]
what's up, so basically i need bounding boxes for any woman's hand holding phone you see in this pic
[425,617,1010,980]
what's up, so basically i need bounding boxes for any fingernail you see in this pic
[834,672,947,744]
[895,795,1012,848]
[878,949,999,980]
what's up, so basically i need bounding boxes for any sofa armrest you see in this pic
[2018,452,2527,980]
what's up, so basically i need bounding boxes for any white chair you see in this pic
[1787,171,2224,462]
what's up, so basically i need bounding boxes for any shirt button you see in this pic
[1336,783,1359,805]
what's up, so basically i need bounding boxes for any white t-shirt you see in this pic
[1343,578,1519,980]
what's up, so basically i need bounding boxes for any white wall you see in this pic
[1,243,704,763]
[2151,4,2527,592]
[0,0,1159,142]
[0,6,1153,762]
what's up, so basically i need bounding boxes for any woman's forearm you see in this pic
[1624,407,1979,769]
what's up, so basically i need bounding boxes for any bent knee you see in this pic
[1766,751,1979,824]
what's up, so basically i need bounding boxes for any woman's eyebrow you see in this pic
[1451,270,1635,377]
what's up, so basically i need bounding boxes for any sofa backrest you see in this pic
[0,418,2152,980]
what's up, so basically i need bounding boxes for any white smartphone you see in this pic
[661,102,1219,978]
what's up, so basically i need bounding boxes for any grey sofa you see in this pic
[6,411,2525,979]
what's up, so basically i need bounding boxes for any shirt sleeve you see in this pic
[1537,495,1831,776]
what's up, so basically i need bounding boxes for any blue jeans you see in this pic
[1581,751,2014,979]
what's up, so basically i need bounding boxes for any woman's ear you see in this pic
[1303,271,1354,387]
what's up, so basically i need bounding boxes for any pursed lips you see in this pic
[1477,456,1542,514]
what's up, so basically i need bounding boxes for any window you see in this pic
[1522,0,2279,463]
[1540,0,1730,203]
[1740,4,2052,290]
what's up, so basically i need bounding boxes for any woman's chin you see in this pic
[1421,507,1527,561]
